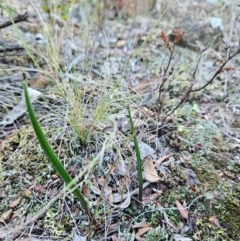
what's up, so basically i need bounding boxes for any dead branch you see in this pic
[157,16,240,131]
[157,43,176,118]
[0,44,24,52]
[192,16,240,92]
[0,12,29,29]
[159,44,210,128]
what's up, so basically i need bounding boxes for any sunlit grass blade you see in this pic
[23,82,97,225]
[127,105,143,202]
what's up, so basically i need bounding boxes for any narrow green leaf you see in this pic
[127,105,143,202]
[23,82,96,224]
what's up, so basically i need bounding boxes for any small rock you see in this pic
[169,15,223,51]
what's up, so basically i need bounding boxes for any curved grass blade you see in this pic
[23,82,97,225]
[127,105,143,202]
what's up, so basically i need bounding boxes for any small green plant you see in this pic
[145,226,170,241]
[66,85,116,144]
[42,0,73,20]
[23,82,98,226]
[128,105,143,202]
[0,3,17,16]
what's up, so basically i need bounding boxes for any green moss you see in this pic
[145,226,170,241]
[159,152,240,239]
[211,183,240,239]
[192,164,220,187]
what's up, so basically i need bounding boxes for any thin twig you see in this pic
[192,48,240,92]
[0,12,30,29]
[158,17,240,130]
[159,45,208,129]
[192,15,240,92]
[157,43,176,118]
[0,44,24,52]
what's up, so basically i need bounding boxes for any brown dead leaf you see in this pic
[172,28,187,44]
[34,185,46,195]
[209,216,221,228]
[74,207,80,217]
[132,77,157,95]
[0,191,7,199]
[159,31,171,49]
[142,193,157,204]
[136,226,152,237]
[29,74,49,89]
[9,198,21,208]
[165,218,180,231]
[11,208,21,219]
[155,153,172,167]
[27,184,35,190]
[142,107,156,116]
[22,190,32,197]
[147,134,156,142]
[143,157,160,182]
[104,186,113,204]
[109,221,119,230]
[122,176,131,188]
[176,200,188,219]
[97,177,106,187]
[67,165,80,176]
[82,185,89,196]
[132,79,151,94]
[1,209,13,221]
[132,219,151,228]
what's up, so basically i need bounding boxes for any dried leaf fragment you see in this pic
[9,198,21,208]
[136,226,152,237]
[223,65,234,72]
[176,200,188,219]
[159,31,171,49]
[209,216,221,228]
[1,209,13,221]
[29,74,49,89]
[172,27,187,44]
[34,185,46,195]
[143,157,160,182]
[132,219,151,228]
[155,153,172,168]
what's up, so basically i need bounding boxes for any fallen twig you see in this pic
[0,12,29,29]
[0,44,24,52]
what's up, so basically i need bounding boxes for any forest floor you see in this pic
[0,0,240,240]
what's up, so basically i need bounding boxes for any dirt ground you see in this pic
[0,1,240,240]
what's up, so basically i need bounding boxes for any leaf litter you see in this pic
[0,0,240,240]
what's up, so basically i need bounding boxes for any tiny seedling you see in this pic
[128,105,143,203]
